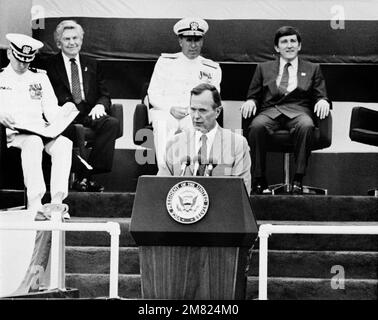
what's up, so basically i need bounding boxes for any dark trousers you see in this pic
[63,114,119,177]
[247,113,314,179]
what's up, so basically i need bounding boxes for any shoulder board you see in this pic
[161,53,179,59]
[28,67,47,74]
[201,59,219,69]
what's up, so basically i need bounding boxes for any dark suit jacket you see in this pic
[246,58,331,119]
[45,53,111,118]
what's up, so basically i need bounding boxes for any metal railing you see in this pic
[258,223,378,300]
[0,212,121,298]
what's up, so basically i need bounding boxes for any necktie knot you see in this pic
[70,58,76,63]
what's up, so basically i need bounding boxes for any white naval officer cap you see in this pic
[173,17,209,37]
[6,33,43,63]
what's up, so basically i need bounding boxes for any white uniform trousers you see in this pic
[9,134,72,210]
[149,110,192,168]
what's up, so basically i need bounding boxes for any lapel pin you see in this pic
[84,67,88,72]
[301,72,306,76]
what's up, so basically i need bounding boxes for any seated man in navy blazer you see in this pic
[241,26,331,194]
[45,20,119,192]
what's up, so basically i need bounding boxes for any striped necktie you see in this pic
[278,62,291,93]
[197,134,208,176]
[70,58,82,104]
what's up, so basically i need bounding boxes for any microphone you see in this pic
[199,159,209,177]
[192,156,200,176]
[204,157,213,177]
[205,157,218,177]
[179,156,191,176]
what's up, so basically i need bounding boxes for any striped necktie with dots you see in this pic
[70,58,82,104]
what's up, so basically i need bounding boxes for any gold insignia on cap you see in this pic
[173,18,209,37]
[5,33,44,63]
[190,21,199,31]
[22,46,32,54]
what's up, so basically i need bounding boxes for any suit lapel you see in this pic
[182,128,224,175]
[296,58,309,89]
[80,55,90,99]
[209,127,223,163]
[277,58,309,101]
[267,59,281,95]
[56,53,70,91]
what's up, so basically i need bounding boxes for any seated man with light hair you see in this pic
[45,20,119,192]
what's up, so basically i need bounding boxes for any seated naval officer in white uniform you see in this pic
[0,34,74,219]
[147,17,222,168]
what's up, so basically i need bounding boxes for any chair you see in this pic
[242,112,332,195]
[0,124,6,189]
[349,106,378,196]
[0,125,28,208]
[133,86,154,148]
[70,103,124,182]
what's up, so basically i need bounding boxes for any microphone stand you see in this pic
[192,157,200,176]
[179,156,191,176]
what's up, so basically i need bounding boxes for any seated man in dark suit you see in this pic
[45,20,119,192]
[241,26,331,194]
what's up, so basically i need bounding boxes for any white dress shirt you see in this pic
[194,123,218,159]
[61,52,86,101]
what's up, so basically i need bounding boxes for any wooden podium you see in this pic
[130,176,258,300]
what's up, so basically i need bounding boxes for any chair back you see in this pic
[0,125,6,187]
[349,106,378,147]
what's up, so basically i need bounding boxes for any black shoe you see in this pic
[252,177,268,195]
[72,178,88,192]
[291,180,303,195]
[87,180,105,192]
[252,183,264,195]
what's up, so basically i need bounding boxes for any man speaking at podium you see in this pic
[158,83,251,194]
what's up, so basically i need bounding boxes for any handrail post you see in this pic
[258,224,272,300]
[108,222,120,298]
[0,218,121,298]
[49,212,62,290]
[49,212,65,290]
